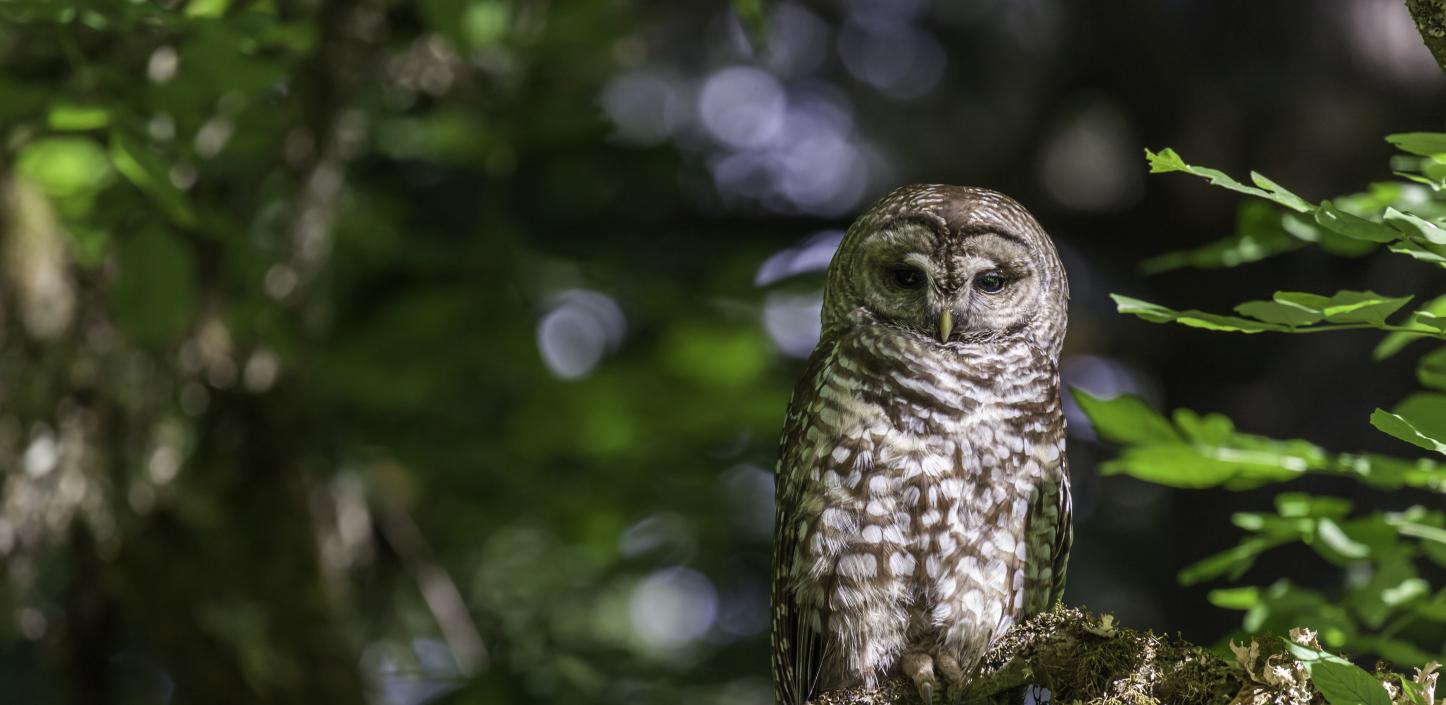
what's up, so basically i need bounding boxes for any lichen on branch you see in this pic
[1407,0,1446,75]
[804,607,1437,705]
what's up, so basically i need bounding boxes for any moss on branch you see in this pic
[806,607,1436,705]
[1407,0,1446,75]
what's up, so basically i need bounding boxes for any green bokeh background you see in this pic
[0,1,1443,703]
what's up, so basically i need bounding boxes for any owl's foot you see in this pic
[936,652,965,704]
[902,651,938,704]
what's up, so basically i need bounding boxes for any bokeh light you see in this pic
[3,0,1443,702]
[629,567,719,652]
[537,289,627,380]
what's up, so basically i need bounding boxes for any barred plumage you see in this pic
[772,185,1071,705]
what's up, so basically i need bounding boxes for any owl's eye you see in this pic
[974,271,1008,294]
[889,267,926,290]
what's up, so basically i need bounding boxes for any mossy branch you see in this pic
[806,607,1436,705]
[1407,0,1446,75]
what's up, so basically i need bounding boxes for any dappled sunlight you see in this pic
[0,0,1442,702]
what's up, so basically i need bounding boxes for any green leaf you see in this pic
[1178,536,1285,585]
[1310,514,1396,566]
[1079,394,1328,490]
[1333,453,1446,492]
[1377,295,1446,359]
[1421,538,1446,569]
[1235,300,1323,327]
[1176,311,1287,333]
[1418,348,1446,391]
[1422,159,1446,180]
[108,130,197,228]
[1386,239,1446,268]
[1324,293,1412,325]
[1371,393,1446,455]
[1253,584,1356,642]
[1103,444,1304,490]
[1112,294,1287,333]
[1283,637,1354,667]
[1285,210,1368,255]
[1172,409,1235,444]
[1314,203,1400,243]
[1275,493,1353,519]
[1410,311,1446,333]
[1409,590,1446,620]
[1381,578,1429,607]
[1272,290,1411,326]
[1394,171,1444,191]
[1145,148,1309,213]
[1069,389,1181,444]
[16,137,112,199]
[1251,172,1313,212]
[186,0,230,17]
[1271,292,1331,312]
[731,0,769,50]
[1074,387,1446,495]
[1348,546,1423,629]
[1140,201,1305,273]
[46,103,111,131]
[1115,290,1414,337]
[1110,294,1177,323]
[1384,207,1446,245]
[1372,409,1446,454]
[1334,515,1405,554]
[1232,512,1265,531]
[1394,392,1446,441]
[1386,132,1446,157]
[1388,517,1446,547]
[1208,586,1260,610]
[1233,511,1312,538]
[1311,660,1392,705]
[1314,518,1369,560]
[1371,641,1437,671]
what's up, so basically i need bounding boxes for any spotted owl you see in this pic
[771,185,1071,705]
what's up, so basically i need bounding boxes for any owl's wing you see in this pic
[1048,462,1073,605]
[1022,430,1072,616]
[772,344,835,705]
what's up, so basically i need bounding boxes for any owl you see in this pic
[771,185,1071,705]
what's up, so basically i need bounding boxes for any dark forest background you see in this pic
[0,1,1443,703]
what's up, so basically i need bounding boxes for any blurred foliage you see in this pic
[0,0,792,703]
[1078,137,1446,667]
[2,0,1444,703]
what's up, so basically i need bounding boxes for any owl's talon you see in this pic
[903,651,938,704]
[936,652,966,704]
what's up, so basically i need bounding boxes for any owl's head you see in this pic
[822,185,1068,357]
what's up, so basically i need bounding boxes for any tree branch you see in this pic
[805,607,1427,705]
[1407,0,1446,75]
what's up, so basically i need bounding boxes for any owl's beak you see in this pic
[937,309,953,343]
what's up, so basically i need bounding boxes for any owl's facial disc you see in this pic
[855,224,1039,345]
[941,232,1039,343]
